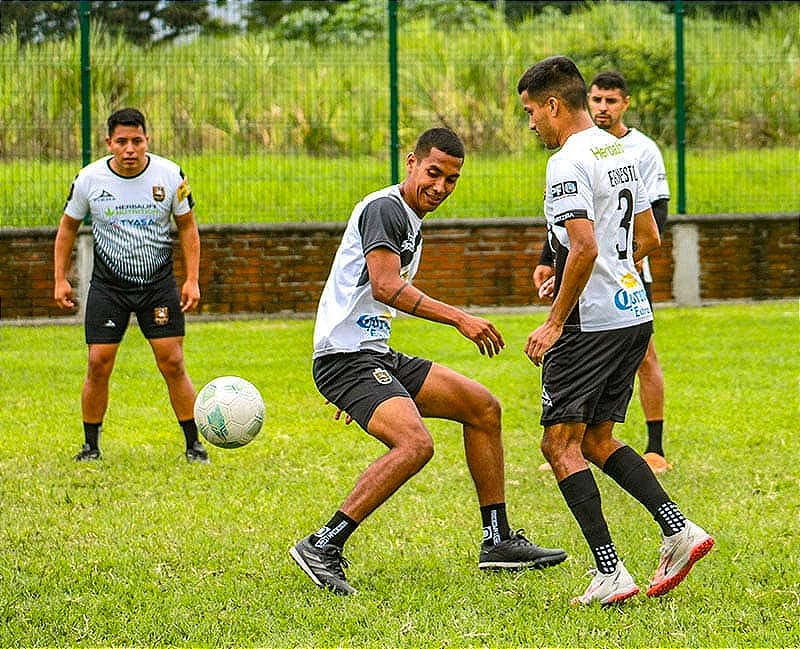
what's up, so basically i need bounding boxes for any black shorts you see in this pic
[312,349,433,431]
[85,277,185,344]
[540,322,652,427]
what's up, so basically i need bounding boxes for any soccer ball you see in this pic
[193,376,265,448]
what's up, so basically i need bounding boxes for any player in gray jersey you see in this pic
[535,70,673,475]
[54,108,207,464]
[518,56,713,606]
[290,128,566,596]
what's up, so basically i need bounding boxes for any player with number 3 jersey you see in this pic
[543,127,653,331]
[517,56,713,607]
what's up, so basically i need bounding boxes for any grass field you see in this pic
[0,301,797,647]
[3,146,798,227]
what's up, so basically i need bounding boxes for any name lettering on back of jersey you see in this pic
[590,141,624,159]
[607,164,640,187]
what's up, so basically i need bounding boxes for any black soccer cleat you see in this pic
[479,529,567,570]
[74,444,101,461]
[290,535,357,595]
[185,440,210,464]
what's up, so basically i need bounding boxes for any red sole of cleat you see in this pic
[602,587,641,606]
[646,536,715,597]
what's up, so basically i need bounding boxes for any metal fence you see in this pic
[1,0,797,227]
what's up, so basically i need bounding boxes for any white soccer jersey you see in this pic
[545,126,653,332]
[620,128,670,203]
[64,153,193,288]
[313,185,423,357]
[620,128,670,283]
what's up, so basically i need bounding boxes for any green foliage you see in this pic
[0,301,797,646]
[2,1,798,161]
[0,1,797,225]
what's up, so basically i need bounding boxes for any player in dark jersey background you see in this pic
[53,107,207,464]
[290,127,566,596]
[518,56,713,606]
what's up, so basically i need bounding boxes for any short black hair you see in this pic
[590,71,630,96]
[517,55,588,112]
[413,127,465,160]
[107,107,147,136]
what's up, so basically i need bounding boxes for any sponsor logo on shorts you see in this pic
[103,319,116,328]
[372,368,392,385]
[154,306,169,325]
[152,185,166,202]
[542,386,553,408]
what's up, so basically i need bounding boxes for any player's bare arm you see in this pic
[525,218,596,366]
[631,207,661,263]
[175,210,201,312]
[366,247,505,357]
[53,214,81,309]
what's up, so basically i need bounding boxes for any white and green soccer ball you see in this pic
[193,376,265,448]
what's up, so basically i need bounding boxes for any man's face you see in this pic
[106,124,149,176]
[403,146,462,217]
[588,85,630,133]
[520,90,559,150]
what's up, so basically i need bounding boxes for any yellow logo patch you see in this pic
[154,306,169,325]
[177,178,191,202]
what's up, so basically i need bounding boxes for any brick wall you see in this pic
[0,214,797,321]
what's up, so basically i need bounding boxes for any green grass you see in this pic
[0,301,797,646]
[1,146,798,227]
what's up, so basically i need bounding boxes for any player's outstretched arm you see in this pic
[365,247,505,357]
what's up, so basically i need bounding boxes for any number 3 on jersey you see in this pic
[615,188,634,260]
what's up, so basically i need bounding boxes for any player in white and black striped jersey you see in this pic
[54,107,207,464]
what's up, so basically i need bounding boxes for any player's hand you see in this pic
[457,314,505,357]
[180,279,201,312]
[538,276,555,301]
[325,400,353,425]
[54,279,75,309]
[524,320,562,366]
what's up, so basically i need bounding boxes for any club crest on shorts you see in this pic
[372,368,392,385]
[152,185,166,202]
[154,306,169,325]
